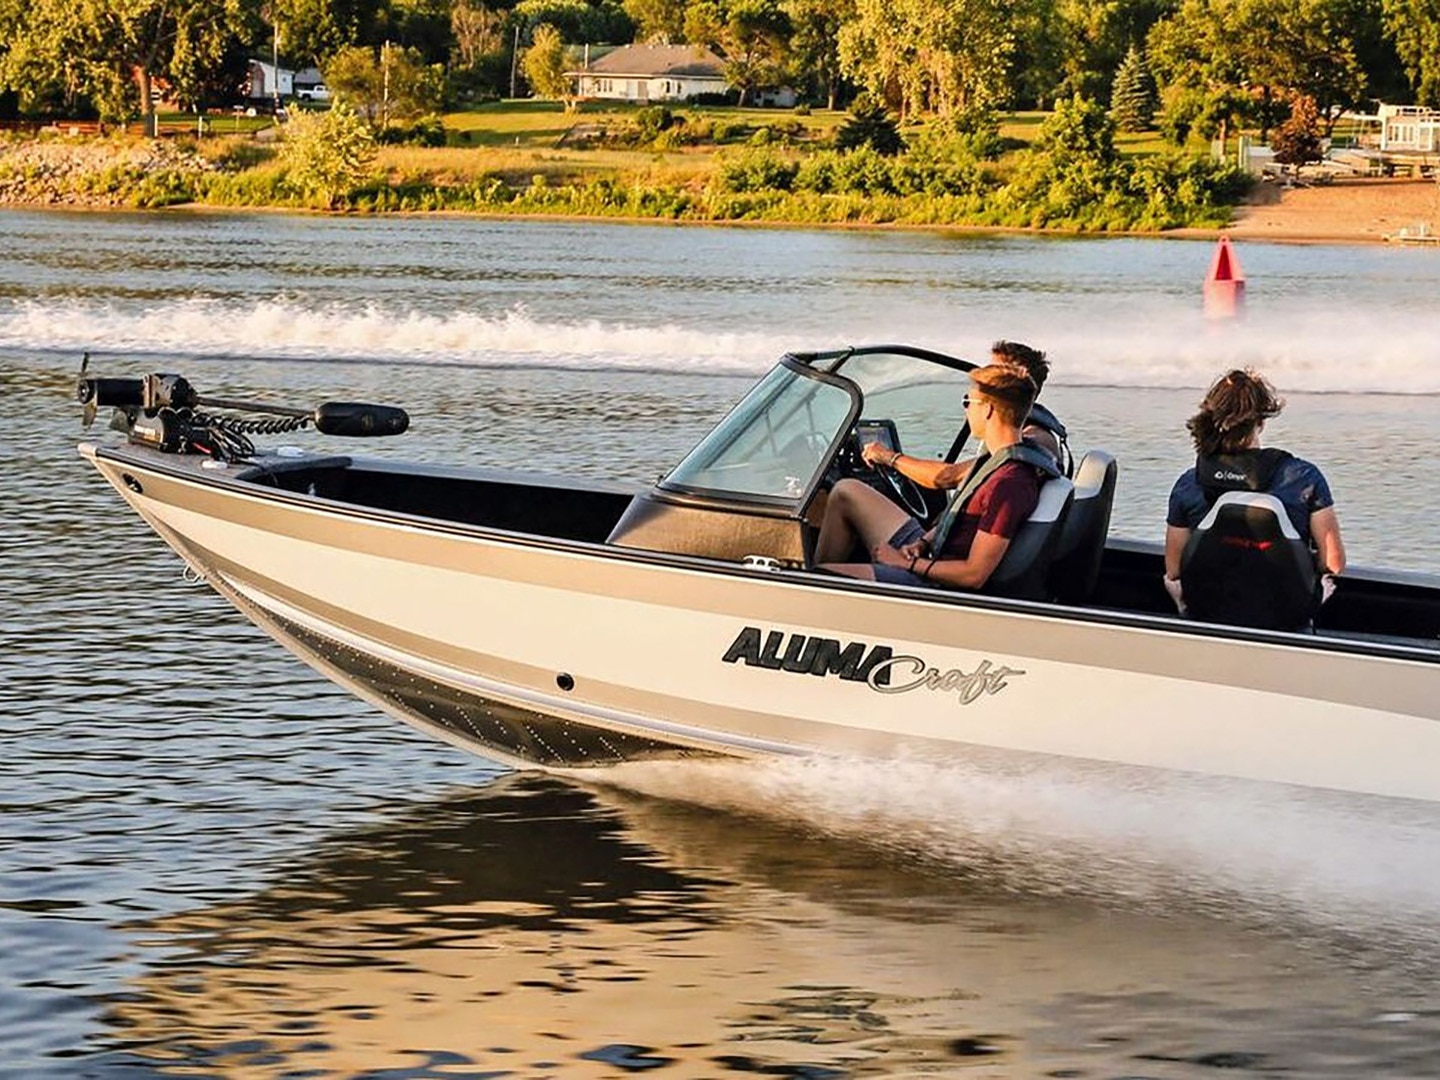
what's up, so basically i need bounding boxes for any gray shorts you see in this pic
[873,517,929,586]
[888,517,926,548]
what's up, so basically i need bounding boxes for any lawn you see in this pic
[442,99,845,149]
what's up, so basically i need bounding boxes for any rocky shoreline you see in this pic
[0,139,213,207]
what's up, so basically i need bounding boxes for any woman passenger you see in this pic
[1163,369,1345,615]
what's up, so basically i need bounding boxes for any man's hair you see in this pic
[1187,368,1285,456]
[991,341,1049,391]
[971,363,1037,427]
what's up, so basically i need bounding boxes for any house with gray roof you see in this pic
[570,44,728,103]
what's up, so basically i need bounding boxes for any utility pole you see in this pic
[382,40,391,131]
[272,15,282,118]
[509,24,520,99]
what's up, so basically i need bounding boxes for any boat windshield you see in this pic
[829,349,973,461]
[662,364,855,501]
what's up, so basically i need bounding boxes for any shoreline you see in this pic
[4,176,1436,247]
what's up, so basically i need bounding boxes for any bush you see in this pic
[280,99,376,207]
[131,169,198,208]
[716,148,798,192]
[634,105,676,139]
[710,119,743,143]
[687,90,741,106]
[377,114,447,146]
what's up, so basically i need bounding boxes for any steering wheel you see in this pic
[836,431,931,521]
[875,457,931,522]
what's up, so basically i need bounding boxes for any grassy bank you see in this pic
[0,100,1248,232]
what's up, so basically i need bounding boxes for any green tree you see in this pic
[834,92,903,153]
[1383,0,1440,105]
[686,0,792,106]
[451,0,505,68]
[623,0,685,41]
[1049,0,1176,102]
[514,0,632,43]
[281,96,376,206]
[838,0,1017,119]
[997,94,1129,224]
[0,0,251,124]
[271,0,374,69]
[784,0,850,109]
[325,41,443,130]
[1157,82,1248,145]
[1148,0,1366,140]
[522,22,573,106]
[1110,43,1155,130]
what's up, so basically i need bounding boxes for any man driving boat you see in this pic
[815,363,1051,589]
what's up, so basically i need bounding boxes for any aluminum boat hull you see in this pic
[82,443,1440,802]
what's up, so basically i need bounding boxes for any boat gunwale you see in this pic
[85,441,1440,668]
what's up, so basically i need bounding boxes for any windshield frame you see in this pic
[658,354,862,509]
[820,344,980,466]
[657,345,983,511]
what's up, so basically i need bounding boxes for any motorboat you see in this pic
[76,347,1440,801]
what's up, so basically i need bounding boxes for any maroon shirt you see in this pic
[938,461,1042,560]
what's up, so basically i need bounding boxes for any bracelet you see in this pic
[921,559,934,581]
[889,450,902,468]
[907,553,918,572]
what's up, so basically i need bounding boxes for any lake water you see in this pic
[5,209,1440,1077]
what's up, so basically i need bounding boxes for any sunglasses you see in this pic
[962,392,986,409]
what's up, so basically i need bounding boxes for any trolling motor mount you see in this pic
[76,356,410,460]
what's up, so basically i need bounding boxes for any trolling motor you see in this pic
[76,355,409,461]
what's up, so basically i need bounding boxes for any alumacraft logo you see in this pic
[721,626,1024,705]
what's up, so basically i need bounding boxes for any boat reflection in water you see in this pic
[103,769,1440,1077]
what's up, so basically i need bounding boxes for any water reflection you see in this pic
[95,776,1440,1078]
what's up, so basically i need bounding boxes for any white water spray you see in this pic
[6,295,1440,394]
[597,754,1440,949]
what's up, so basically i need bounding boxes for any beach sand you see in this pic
[1225,176,1440,244]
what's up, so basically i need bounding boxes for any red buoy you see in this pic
[1203,235,1245,319]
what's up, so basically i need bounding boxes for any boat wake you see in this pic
[594,754,1440,961]
[6,294,1440,394]
[0,296,778,375]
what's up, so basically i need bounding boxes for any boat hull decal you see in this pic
[721,626,1025,704]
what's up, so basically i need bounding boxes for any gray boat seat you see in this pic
[986,475,1075,600]
[1180,491,1319,631]
[1048,449,1117,604]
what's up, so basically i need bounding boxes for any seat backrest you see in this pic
[1180,491,1318,630]
[1048,450,1117,604]
[986,476,1075,600]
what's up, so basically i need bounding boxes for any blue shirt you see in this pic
[1167,454,1334,541]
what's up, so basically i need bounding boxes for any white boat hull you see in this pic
[84,445,1440,802]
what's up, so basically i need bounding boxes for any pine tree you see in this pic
[1110,46,1156,134]
[835,94,904,156]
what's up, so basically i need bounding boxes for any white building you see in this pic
[1378,104,1440,153]
[570,44,728,104]
[247,60,295,101]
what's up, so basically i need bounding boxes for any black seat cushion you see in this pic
[1181,492,1318,631]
